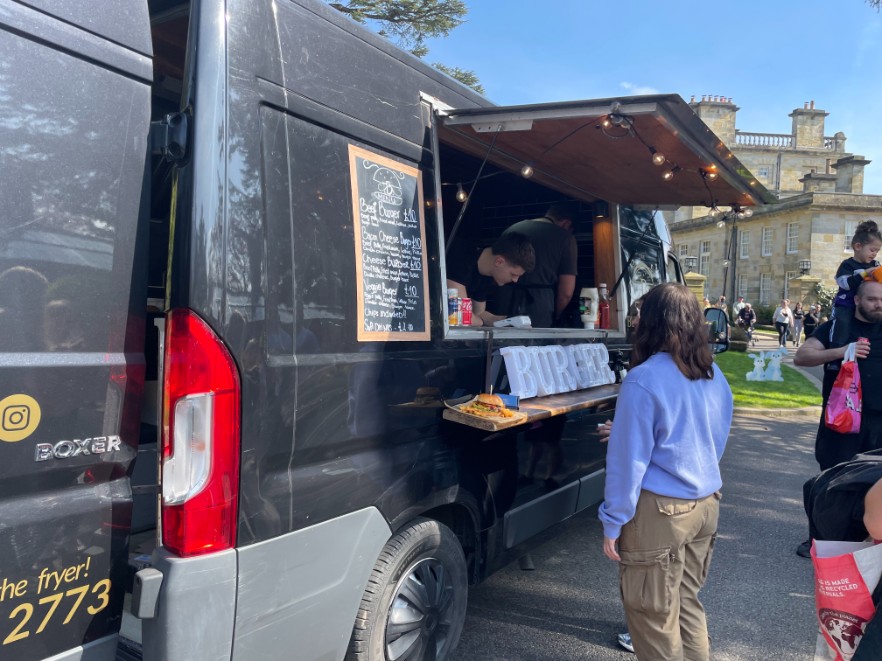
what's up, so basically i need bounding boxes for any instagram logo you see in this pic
[0,394,41,442]
[3,405,29,432]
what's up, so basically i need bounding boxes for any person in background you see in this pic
[502,203,578,328]
[792,301,805,347]
[702,297,711,309]
[733,295,746,316]
[772,298,794,348]
[737,301,756,329]
[803,304,820,342]
[716,295,729,321]
[832,220,882,342]
[446,233,535,327]
[600,283,733,661]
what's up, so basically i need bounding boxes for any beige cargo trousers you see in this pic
[618,489,721,661]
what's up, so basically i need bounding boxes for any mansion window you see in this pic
[761,227,772,257]
[759,273,771,305]
[784,271,797,300]
[699,240,710,276]
[786,223,798,254]
[845,220,857,251]
[739,230,750,259]
[737,274,748,299]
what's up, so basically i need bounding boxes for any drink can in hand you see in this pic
[461,297,472,325]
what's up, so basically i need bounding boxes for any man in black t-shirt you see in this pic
[502,203,578,328]
[796,280,882,469]
[446,233,535,326]
[793,280,882,558]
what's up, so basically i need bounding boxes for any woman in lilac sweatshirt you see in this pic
[599,283,733,661]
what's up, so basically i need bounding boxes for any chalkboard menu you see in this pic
[348,144,430,341]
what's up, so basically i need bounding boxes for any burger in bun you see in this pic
[460,393,515,419]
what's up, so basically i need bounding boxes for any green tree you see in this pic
[433,63,484,94]
[813,282,836,315]
[328,1,483,92]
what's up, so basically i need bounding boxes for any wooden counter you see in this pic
[442,384,619,432]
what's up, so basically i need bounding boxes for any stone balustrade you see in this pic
[734,131,838,150]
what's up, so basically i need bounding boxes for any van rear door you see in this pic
[0,2,152,658]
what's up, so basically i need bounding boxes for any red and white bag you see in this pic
[812,540,882,661]
[825,343,862,435]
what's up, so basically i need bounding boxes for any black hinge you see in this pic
[150,111,188,163]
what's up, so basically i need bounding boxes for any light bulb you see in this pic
[520,164,534,178]
[651,151,666,166]
[456,184,467,203]
[722,259,730,267]
[601,117,612,128]
[708,207,720,218]
[742,208,753,218]
[662,170,674,181]
[706,171,718,181]
[716,219,725,229]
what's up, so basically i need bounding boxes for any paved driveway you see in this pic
[450,412,820,661]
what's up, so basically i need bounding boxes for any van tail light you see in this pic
[161,309,241,557]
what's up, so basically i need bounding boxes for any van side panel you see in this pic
[0,2,150,659]
[232,508,391,661]
[140,550,237,661]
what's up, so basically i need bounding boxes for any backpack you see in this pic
[803,449,882,542]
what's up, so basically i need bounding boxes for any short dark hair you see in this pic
[492,232,535,272]
[856,279,882,298]
[545,202,578,223]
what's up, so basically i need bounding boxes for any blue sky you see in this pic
[423,0,882,193]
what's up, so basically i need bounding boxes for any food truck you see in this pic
[0,0,773,659]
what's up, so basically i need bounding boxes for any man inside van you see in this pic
[446,232,535,326]
[502,203,578,328]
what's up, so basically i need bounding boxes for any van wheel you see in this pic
[347,517,468,661]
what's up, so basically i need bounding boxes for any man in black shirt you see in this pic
[446,232,535,326]
[503,203,578,328]
[794,280,882,557]
[796,280,882,469]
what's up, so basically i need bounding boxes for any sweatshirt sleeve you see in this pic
[598,380,657,539]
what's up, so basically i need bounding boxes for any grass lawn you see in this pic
[714,351,822,409]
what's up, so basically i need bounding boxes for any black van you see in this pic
[0,1,770,659]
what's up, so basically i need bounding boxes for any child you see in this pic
[833,220,882,339]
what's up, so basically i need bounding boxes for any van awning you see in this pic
[437,94,776,208]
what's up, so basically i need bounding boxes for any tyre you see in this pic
[347,517,468,661]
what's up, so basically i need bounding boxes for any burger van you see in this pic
[0,1,770,659]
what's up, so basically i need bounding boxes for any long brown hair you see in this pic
[629,283,714,380]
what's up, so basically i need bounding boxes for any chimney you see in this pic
[800,172,837,193]
[833,155,871,194]
[790,102,828,149]
[690,94,739,146]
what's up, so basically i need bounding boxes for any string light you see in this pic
[520,164,534,178]
[662,166,681,182]
[455,184,468,203]
[649,147,666,166]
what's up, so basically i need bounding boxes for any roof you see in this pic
[438,94,776,208]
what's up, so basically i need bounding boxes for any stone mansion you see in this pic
[669,96,882,309]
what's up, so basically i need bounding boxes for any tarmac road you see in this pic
[449,412,822,661]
